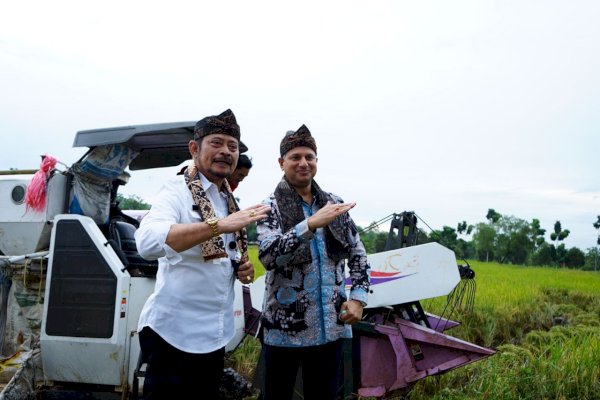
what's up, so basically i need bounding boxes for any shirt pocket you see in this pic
[187,208,203,223]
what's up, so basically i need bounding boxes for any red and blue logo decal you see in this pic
[345,271,417,287]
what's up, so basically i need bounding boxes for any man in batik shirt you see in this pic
[257,125,370,400]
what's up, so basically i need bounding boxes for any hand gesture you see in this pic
[307,202,355,231]
[219,204,271,233]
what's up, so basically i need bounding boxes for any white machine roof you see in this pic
[73,122,196,170]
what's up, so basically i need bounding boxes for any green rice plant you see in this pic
[466,261,600,309]
[407,261,600,400]
[422,261,600,346]
[225,335,262,382]
[404,324,600,400]
[572,312,600,327]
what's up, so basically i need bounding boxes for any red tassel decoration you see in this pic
[25,154,58,213]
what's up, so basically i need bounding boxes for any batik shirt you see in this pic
[257,192,370,347]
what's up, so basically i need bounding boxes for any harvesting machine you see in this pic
[0,122,494,399]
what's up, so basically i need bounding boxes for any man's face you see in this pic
[279,146,317,189]
[229,167,250,188]
[189,134,239,181]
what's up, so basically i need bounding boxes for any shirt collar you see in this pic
[198,171,214,191]
[198,171,228,198]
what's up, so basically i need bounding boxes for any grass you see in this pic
[230,250,600,400]
[407,261,600,400]
[422,261,600,347]
[247,245,264,278]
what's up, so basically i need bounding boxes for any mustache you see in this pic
[213,157,233,165]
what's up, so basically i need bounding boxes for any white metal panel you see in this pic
[249,276,266,312]
[226,281,246,352]
[41,214,131,386]
[0,222,47,256]
[0,173,67,255]
[249,243,459,312]
[41,341,127,385]
[362,242,460,308]
[126,277,157,386]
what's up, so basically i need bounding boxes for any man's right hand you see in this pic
[218,204,271,233]
[166,204,271,253]
[307,202,355,231]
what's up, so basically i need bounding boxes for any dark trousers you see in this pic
[139,327,224,400]
[263,340,343,400]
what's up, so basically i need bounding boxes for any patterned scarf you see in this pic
[184,164,248,262]
[274,177,357,265]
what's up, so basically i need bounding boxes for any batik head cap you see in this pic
[279,124,317,157]
[194,109,240,141]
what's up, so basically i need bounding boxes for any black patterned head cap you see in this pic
[194,109,240,141]
[280,124,317,157]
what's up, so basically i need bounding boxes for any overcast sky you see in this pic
[1,0,599,250]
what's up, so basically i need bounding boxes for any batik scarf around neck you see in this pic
[274,177,357,265]
[184,164,248,262]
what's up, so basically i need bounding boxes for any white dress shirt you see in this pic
[135,172,237,353]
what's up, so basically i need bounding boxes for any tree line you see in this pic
[359,209,600,271]
[117,194,599,271]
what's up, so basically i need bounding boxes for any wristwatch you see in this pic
[205,217,220,237]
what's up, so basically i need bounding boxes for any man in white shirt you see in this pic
[135,109,270,399]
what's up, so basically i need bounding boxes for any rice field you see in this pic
[232,248,600,400]
[414,261,600,400]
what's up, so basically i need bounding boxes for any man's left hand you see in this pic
[237,260,255,284]
[339,299,363,324]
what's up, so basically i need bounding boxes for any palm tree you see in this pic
[550,221,569,267]
[593,216,600,271]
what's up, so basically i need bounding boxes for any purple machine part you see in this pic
[355,312,495,398]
